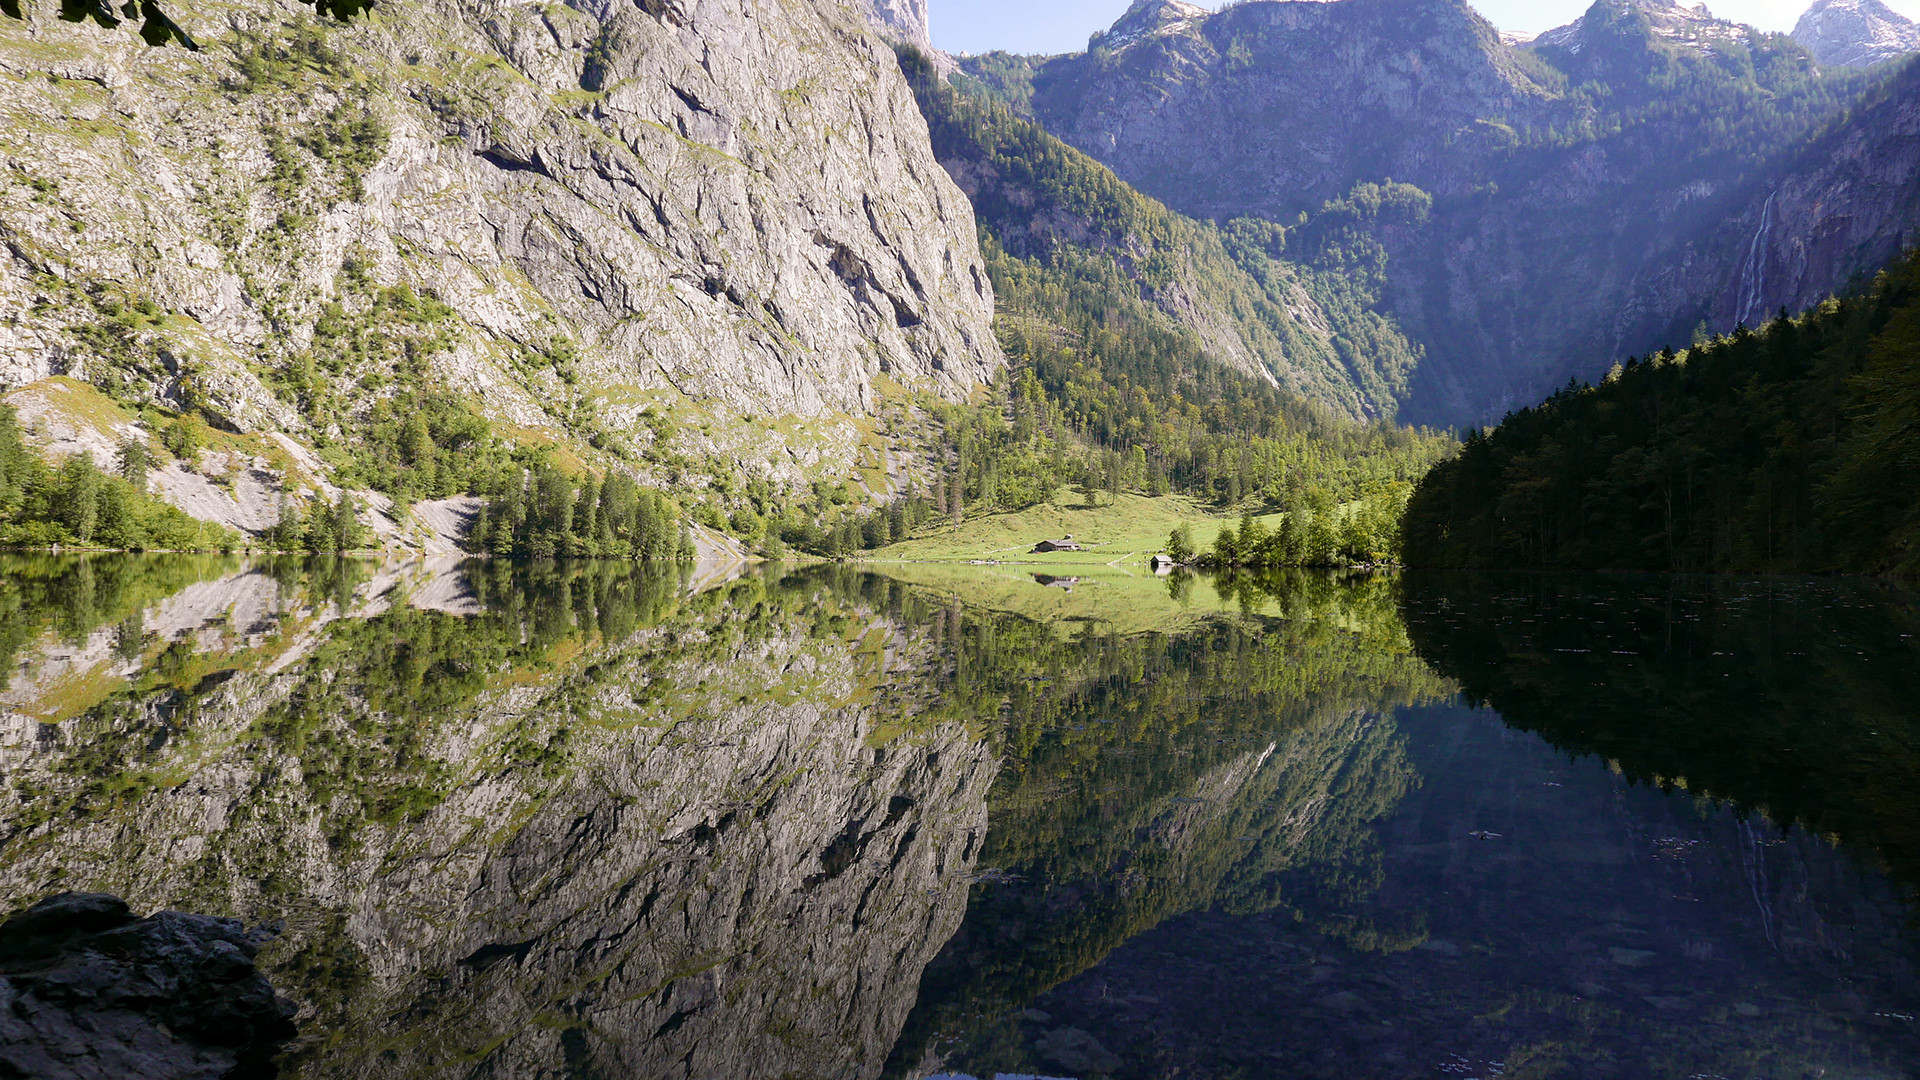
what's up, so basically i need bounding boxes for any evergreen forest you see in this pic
[0,404,240,552]
[863,47,1452,565]
[1402,250,1920,574]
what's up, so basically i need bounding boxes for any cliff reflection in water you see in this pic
[5,559,1920,1079]
[898,571,1920,1080]
[0,556,997,1078]
[0,558,1447,1078]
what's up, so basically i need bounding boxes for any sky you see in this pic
[929,0,1920,56]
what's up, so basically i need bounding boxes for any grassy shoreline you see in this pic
[871,490,1280,567]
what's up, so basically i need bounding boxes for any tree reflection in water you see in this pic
[2,559,1918,1078]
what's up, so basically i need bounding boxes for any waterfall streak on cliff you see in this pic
[1737,192,1780,328]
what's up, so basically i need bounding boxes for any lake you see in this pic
[2,556,1917,1079]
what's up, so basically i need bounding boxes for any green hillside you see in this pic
[812,49,1455,567]
[1403,249,1920,574]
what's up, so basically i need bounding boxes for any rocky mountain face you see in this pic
[909,49,1427,417]
[1035,0,1555,221]
[0,0,1001,538]
[1534,0,1753,54]
[1793,0,1920,67]
[1006,0,1920,423]
[862,0,932,49]
[859,0,957,79]
[1627,58,1920,344]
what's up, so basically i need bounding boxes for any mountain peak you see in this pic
[1533,0,1745,55]
[1792,0,1920,66]
[860,0,958,74]
[1103,0,1211,50]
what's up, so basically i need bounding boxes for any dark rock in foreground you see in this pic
[0,893,296,1080]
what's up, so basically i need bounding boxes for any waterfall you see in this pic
[1740,818,1779,953]
[1736,191,1778,328]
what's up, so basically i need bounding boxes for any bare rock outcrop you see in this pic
[0,0,1003,518]
[1793,0,1920,67]
[0,893,296,1080]
[859,0,957,75]
[1034,0,1556,221]
[1623,58,1920,345]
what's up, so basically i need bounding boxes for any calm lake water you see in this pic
[2,556,1918,1079]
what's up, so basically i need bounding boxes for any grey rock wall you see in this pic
[0,893,296,1080]
[1013,0,1920,423]
[1037,0,1556,221]
[1623,60,1920,349]
[861,0,930,52]
[858,0,957,75]
[1793,0,1920,68]
[0,0,1002,515]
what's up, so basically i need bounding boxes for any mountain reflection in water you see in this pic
[1,557,1917,1079]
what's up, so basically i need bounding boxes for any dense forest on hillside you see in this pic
[471,464,693,560]
[1402,249,1920,574]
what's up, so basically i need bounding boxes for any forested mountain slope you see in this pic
[881,48,1451,549]
[0,0,1002,544]
[1401,250,1920,575]
[999,0,1915,425]
[906,47,1425,418]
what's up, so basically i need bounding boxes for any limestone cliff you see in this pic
[1534,0,1757,55]
[1622,58,1920,353]
[0,0,1003,535]
[1034,0,1556,220]
[1793,0,1920,68]
[858,0,957,77]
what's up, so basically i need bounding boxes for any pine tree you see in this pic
[1168,524,1195,564]
[56,455,101,544]
[115,437,150,491]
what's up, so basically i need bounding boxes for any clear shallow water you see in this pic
[1,556,1917,1079]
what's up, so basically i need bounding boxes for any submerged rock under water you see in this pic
[0,892,297,1080]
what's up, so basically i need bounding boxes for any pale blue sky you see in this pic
[929,0,1920,56]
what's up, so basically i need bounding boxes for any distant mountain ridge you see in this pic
[1793,0,1920,67]
[969,0,1917,425]
[1048,0,1553,219]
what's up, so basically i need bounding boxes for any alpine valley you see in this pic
[0,0,1916,560]
[10,2,1920,1078]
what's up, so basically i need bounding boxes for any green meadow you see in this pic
[873,490,1283,567]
